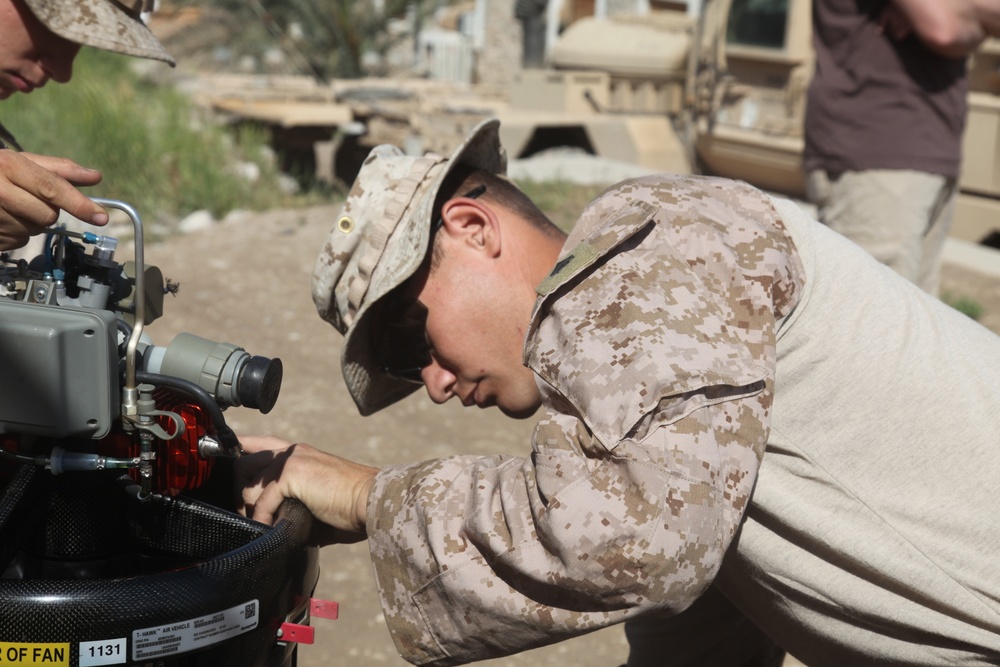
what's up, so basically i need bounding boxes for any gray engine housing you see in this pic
[0,299,119,438]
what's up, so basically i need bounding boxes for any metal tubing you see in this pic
[91,198,145,417]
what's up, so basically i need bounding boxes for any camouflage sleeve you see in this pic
[367,385,771,666]
[366,176,804,666]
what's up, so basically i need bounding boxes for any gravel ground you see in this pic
[139,200,998,667]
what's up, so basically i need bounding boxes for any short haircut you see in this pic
[429,168,562,267]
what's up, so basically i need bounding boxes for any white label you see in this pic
[78,639,126,666]
[131,600,259,661]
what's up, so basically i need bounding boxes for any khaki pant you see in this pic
[805,169,956,294]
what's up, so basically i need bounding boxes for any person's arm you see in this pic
[972,0,1000,36]
[359,385,771,667]
[238,435,376,539]
[0,149,109,251]
[239,412,772,667]
[882,0,985,57]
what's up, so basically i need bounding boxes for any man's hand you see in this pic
[883,0,985,57]
[236,435,378,546]
[0,150,108,251]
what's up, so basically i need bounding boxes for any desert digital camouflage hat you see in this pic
[311,118,506,415]
[24,0,175,65]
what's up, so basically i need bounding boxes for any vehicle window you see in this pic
[726,0,789,49]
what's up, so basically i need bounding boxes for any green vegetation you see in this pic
[514,179,608,233]
[1,49,304,229]
[942,291,984,321]
[178,0,414,80]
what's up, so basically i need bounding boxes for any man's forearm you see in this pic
[973,0,1000,37]
[890,0,985,57]
[364,388,770,665]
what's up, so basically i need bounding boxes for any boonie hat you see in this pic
[25,0,175,65]
[311,118,506,415]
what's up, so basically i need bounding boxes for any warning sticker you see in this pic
[0,643,69,666]
[132,600,259,661]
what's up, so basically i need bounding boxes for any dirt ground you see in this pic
[141,202,1000,667]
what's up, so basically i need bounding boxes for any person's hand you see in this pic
[880,0,985,56]
[236,435,378,546]
[973,0,1000,36]
[0,150,108,250]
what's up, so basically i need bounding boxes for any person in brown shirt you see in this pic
[803,0,991,294]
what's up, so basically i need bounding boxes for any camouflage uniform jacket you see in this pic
[366,175,804,665]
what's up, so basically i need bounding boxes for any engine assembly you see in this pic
[0,199,281,497]
[0,200,330,667]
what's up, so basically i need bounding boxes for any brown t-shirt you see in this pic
[803,0,968,179]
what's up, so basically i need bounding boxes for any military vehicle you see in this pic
[506,0,1000,245]
[189,0,998,245]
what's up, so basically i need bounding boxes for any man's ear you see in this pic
[439,198,501,258]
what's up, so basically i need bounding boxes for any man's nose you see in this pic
[421,362,456,405]
[42,41,81,84]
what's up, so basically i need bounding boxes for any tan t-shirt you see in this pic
[366,176,1000,666]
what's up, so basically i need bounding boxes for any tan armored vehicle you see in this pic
[506,0,1000,245]
[189,0,998,245]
